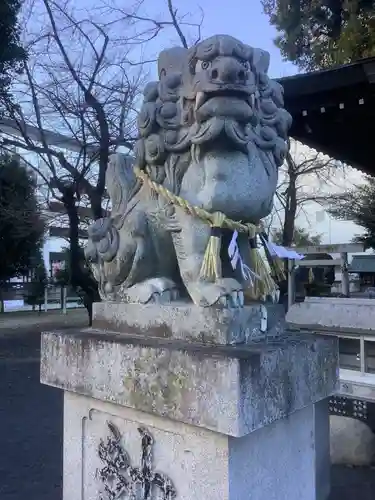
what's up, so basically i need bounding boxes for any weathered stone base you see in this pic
[40,304,338,500]
[41,329,338,437]
[63,391,330,500]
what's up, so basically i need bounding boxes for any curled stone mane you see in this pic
[135,36,292,196]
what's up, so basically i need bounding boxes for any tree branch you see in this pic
[167,0,188,48]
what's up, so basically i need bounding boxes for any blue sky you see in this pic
[189,0,297,78]
[140,0,298,78]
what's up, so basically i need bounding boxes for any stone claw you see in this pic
[219,296,228,307]
[215,279,244,309]
[187,278,245,308]
[119,278,179,304]
[224,291,244,309]
[149,288,180,304]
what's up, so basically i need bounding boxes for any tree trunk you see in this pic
[62,188,100,326]
[90,192,103,220]
[83,294,93,326]
[282,154,298,247]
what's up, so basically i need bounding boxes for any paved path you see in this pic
[0,330,375,499]
[0,334,62,500]
[0,309,88,337]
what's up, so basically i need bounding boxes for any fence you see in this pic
[0,282,84,313]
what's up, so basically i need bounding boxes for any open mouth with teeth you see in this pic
[194,89,255,111]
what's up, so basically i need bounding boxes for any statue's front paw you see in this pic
[188,278,244,308]
[119,278,179,304]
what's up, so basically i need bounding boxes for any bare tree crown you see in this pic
[2,0,203,214]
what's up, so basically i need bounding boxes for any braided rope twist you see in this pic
[134,167,259,235]
[133,167,283,298]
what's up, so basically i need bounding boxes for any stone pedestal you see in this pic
[286,297,375,468]
[286,296,375,333]
[40,303,338,500]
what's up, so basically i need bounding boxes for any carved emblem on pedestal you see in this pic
[97,421,176,500]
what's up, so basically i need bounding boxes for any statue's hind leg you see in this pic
[171,206,244,307]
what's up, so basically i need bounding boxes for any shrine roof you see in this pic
[278,57,375,175]
[350,254,375,273]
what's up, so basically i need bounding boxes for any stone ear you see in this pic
[143,81,159,103]
[252,48,271,75]
[157,47,189,79]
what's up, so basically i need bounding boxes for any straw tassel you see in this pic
[199,211,226,281]
[247,230,277,300]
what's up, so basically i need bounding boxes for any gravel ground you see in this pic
[0,330,375,500]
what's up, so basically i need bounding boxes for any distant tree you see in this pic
[0,0,26,111]
[327,175,375,249]
[0,153,45,283]
[52,247,71,287]
[52,245,95,317]
[262,0,375,71]
[272,226,322,247]
[24,248,48,313]
[53,264,70,288]
[264,142,339,248]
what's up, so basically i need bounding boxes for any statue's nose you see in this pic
[210,58,247,84]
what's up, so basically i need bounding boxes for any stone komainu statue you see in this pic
[85,35,292,307]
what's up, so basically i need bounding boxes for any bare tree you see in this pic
[96,0,204,50]
[0,0,203,323]
[1,0,147,323]
[268,140,344,247]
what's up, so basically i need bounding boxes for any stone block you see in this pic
[286,297,375,333]
[92,301,286,344]
[41,328,338,437]
[63,391,331,500]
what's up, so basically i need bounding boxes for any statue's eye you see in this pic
[195,60,211,72]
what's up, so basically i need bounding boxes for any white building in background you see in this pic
[1,118,133,277]
[0,118,98,276]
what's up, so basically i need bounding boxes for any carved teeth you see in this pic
[195,91,207,110]
[195,90,255,110]
[248,94,255,107]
